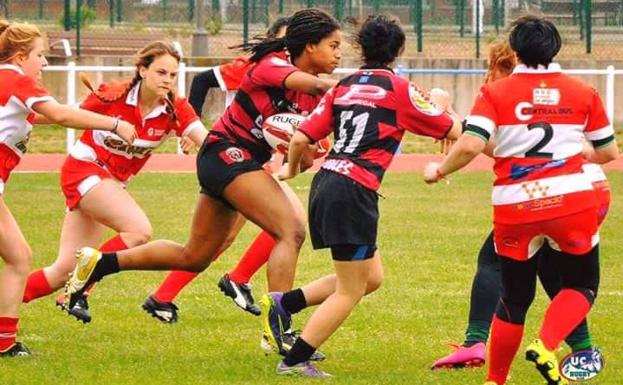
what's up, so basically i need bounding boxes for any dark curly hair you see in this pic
[354,15,405,68]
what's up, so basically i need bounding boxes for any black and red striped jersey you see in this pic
[210,51,322,163]
[299,68,453,191]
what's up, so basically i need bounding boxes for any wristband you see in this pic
[111,117,120,134]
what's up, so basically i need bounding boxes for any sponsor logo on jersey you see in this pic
[520,181,550,199]
[515,195,563,211]
[560,348,604,382]
[270,57,291,67]
[408,83,443,116]
[147,127,166,137]
[510,159,566,179]
[103,137,153,156]
[533,88,560,106]
[335,84,387,108]
[515,102,573,121]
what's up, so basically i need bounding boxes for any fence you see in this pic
[4,0,623,59]
[41,62,618,153]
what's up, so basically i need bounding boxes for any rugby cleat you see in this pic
[431,342,486,369]
[64,247,102,310]
[56,294,92,324]
[276,360,332,378]
[142,295,179,323]
[260,329,326,361]
[0,342,31,357]
[525,339,568,385]
[260,292,291,355]
[217,274,261,316]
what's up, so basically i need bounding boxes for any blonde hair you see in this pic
[0,20,42,64]
[485,38,516,83]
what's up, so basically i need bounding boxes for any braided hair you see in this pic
[234,8,340,63]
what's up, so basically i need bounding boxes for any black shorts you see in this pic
[309,169,379,251]
[196,135,264,204]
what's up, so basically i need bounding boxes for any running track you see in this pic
[14,153,623,173]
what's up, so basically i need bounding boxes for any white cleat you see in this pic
[64,247,102,309]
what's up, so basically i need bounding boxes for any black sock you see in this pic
[91,253,120,281]
[283,337,316,366]
[281,289,307,314]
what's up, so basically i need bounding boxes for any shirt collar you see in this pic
[512,63,562,74]
[125,80,168,119]
[0,64,25,75]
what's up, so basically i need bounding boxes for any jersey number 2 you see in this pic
[525,122,553,158]
[333,111,369,154]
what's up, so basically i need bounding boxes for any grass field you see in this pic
[1,171,621,385]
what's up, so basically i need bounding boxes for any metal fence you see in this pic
[3,0,623,59]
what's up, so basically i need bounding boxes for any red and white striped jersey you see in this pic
[0,64,54,157]
[465,63,615,224]
[72,81,202,182]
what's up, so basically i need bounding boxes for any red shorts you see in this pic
[0,144,21,194]
[494,208,598,261]
[60,156,116,209]
[594,180,610,226]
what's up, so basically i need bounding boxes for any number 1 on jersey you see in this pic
[333,111,370,154]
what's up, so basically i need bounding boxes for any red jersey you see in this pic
[0,64,54,158]
[211,51,322,163]
[299,68,453,191]
[465,63,615,224]
[213,56,253,91]
[71,81,202,182]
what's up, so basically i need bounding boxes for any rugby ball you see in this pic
[262,113,305,154]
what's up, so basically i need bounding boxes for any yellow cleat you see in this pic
[64,247,102,309]
[525,339,568,385]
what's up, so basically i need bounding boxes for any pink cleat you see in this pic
[431,342,486,370]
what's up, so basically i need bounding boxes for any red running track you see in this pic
[14,153,623,173]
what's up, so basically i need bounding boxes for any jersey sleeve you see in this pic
[172,98,202,137]
[397,81,452,140]
[251,54,299,89]
[79,91,107,113]
[16,75,54,111]
[464,84,498,142]
[584,87,614,149]
[297,88,335,142]
[215,56,253,91]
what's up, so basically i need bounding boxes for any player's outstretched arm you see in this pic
[284,71,336,96]
[423,133,486,184]
[32,99,137,144]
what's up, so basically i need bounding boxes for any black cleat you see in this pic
[0,342,31,357]
[142,295,179,323]
[218,274,261,316]
[57,295,92,324]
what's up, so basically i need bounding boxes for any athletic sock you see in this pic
[283,337,316,367]
[0,317,18,352]
[281,289,307,315]
[90,253,120,281]
[153,271,199,303]
[99,235,129,253]
[464,319,491,346]
[540,289,592,351]
[487,315,524,385]
[566,319,592,351]
[22,269,53,303]
[228,230,275,284]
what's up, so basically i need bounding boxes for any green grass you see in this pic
[2,171,622,385]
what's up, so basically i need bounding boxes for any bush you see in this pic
[58,4,97,30]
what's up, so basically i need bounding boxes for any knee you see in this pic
[181,251,211,273]
[276,219,306,247]
[366,270,384,295]
[495,298,532,324]
[7,244,33,275]
[125,224,153,246]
